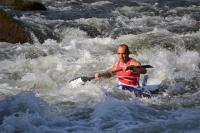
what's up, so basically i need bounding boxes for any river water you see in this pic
[0,0,200,132]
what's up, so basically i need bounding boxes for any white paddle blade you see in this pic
[69,78,85,88]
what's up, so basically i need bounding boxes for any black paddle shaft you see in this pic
[69,65,153,83]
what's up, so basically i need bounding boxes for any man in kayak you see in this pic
[95,44,149,97]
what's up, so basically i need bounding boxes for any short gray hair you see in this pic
[117,44,130,53]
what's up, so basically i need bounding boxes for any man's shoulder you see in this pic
[114,60,119,64]
[130,58,141,66]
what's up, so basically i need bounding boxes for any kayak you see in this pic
[115,75,161,98]
[105,83,160,100]
[116,83,160,98]
[69,74,161,98]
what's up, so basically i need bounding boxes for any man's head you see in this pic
[117,44,130,63]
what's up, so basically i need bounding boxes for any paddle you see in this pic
[69,65,153,85]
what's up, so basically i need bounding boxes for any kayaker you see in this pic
[95,44,149,97]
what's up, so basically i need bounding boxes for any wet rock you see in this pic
[0,0,47,11]
[0,0,13,5]
[13,0,47,11]
[0,9,32,44]
[78,24,102,37]
[58,22,102,38]
[27,24,60,44]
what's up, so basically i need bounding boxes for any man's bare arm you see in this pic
[95,62,117,79]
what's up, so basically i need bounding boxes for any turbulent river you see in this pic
[0,0,200,132]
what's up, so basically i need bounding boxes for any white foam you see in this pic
[0,0,200,132]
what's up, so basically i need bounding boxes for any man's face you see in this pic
[117,47,129,62]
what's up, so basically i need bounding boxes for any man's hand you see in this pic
[95,73,101,80]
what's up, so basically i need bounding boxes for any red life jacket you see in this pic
[115,58,140,86]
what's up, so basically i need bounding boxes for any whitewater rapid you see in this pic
[0,0,200,132]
